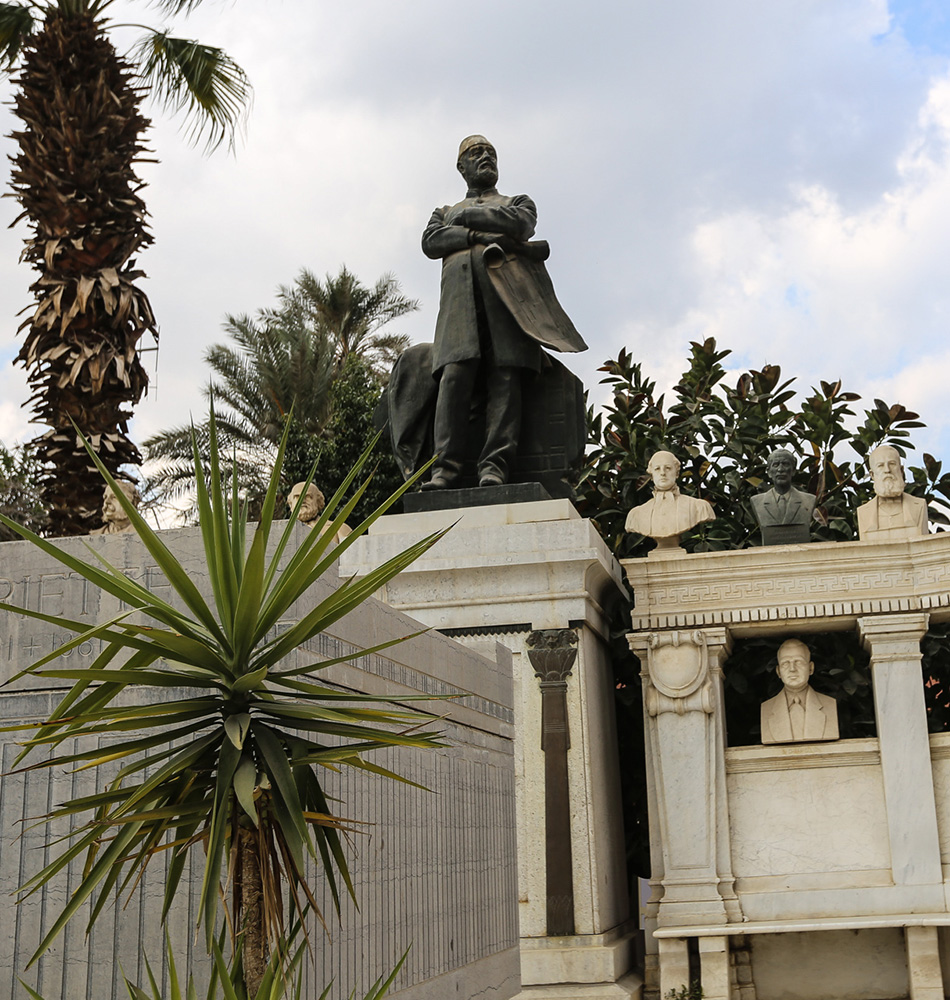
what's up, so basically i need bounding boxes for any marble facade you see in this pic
[623,533,950,1000]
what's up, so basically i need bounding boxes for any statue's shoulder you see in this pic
[793,486,817,507]
[813,688,837,712]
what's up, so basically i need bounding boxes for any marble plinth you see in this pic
[341,500,637,997]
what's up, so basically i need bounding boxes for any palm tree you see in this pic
[145,305,338,518]
[283,266,418,378]
[0,0,251,537]
[144,267,417,521]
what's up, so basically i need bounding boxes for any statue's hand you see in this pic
[471,231,516,251]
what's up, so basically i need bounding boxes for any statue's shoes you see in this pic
[478,473,504,488]
[421,475,453,491]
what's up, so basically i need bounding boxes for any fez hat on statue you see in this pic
[458,135,494,161]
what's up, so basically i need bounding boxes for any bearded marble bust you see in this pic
[287,482,352,544]
[856,445,927,542]
[625,451,715,552]
[90,480,140,535]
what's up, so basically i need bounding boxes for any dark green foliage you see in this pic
[282,355,404,525]
[0,440,48,540]
[576,338,943,559]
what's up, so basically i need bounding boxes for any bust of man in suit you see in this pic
[625,450,715,552]
[760,638,839,744]
[750,448,816,545]
[856,445,928,542]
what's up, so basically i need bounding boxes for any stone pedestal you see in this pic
[341,500,641,1000]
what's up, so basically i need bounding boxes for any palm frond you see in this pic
[0,1,32,68]
[134,29,251,151]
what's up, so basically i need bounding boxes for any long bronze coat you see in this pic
[422,190,585,374]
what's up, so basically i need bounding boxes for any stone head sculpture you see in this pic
[766,449,796,491]
[856,444,928,540]
[869,445,905,499]
[647,451,680,492]
[288,482,325,525]
[751,447,816,545]
[93,480,140,535]
[776,638,814,693]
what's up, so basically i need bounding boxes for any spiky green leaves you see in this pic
[0,2,33,67]
[0,409,445,982]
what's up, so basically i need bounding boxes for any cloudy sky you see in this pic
[2,0,950,467]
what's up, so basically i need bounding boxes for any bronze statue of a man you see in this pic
[751,448,816,545]
[420,136,586,490]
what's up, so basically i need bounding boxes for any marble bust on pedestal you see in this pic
[760,638,839,744]
[856,445,928,542]
[750,448,816,546]
[625,451,714,553]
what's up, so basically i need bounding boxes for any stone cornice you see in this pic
[622,533,950,634]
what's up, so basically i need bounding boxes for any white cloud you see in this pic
[652,66,950,455]
[1,0,950,465]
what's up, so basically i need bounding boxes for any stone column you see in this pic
[526,627,578,937]
[905,926,944,1000]
[857,614,942,891]
[628,627,739,930]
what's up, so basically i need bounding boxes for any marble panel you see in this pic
[727,747,890,877]
[750,929,907,1000]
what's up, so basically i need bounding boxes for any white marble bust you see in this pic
[625,451,715,551]
[288,482,351,544]
[90,480,139,535]
[856,445,928,542]
[760,638,839,744]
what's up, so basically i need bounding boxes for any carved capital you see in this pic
[527,628,578,683]
[630,628,730,716]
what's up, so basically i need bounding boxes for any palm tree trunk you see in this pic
[9,11,157,536]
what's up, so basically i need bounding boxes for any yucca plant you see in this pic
[0,410,445,998]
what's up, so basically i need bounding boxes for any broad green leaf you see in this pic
[233,755,258,825]
[224,711,251,749]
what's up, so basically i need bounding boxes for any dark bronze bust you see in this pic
[750,448,816,545]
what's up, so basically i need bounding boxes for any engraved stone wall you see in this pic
[0,526,519,1000]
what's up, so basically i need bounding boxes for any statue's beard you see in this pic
[875,474,904,499]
